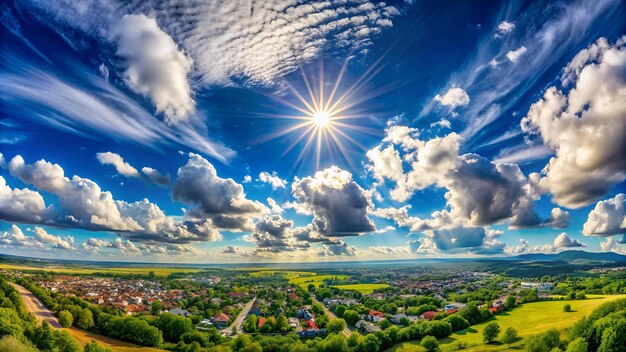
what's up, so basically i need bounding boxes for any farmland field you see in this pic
[386,294,626,352]
[288,274,349,289]
[332,283,390,294]
[68,328,165,352]
[0,263,205,277]
[248,270,316,278]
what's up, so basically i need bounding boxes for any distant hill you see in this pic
[513,250,626,263]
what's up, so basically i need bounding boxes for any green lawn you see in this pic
[386,294,626,352]
[333,283,390,294]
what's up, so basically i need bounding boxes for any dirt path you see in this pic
[11,282,163,352]
[10,282,62,329]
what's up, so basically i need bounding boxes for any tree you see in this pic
[563,304,571,312]
[343,310,360,326]
[361,334,381,352]
[151,301,164,316]
[55,330,82,352]
[378,318,390,329]
[483,322,500,344]
[84,340,112,352]
[502,327,518,344]
[59,310,73,328]
[399,317,410,327]
[327,319,347,334]
[77,309,94,330]
[565,337,588,352]
[0,308,24,337]
[575,292,586,300]
[444,315,469,332]
[319,289,332,299]
[599,321,626,352]
[421,335,439,352]
[505,296,516,310]
[335,305,347,317]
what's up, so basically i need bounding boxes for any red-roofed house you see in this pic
[421,311,437,321]
[258,317,266,328]
[368,309,386,322]
[305,320,319,330]
[213,312,231,328]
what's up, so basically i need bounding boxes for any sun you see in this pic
[312,111,330,127]
[255,58,385,170]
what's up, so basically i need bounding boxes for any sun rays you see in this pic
[255,57,388,171]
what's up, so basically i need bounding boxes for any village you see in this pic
[25,266,553,341]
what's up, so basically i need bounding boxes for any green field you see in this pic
[332,283,390,294]
[288,274,349,289]
[387,294,626,352]
[0,263,205,277]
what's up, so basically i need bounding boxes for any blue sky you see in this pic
[0,0,625,263]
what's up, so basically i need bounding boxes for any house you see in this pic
[492,300,505,312]
[305,320,319,330]
[421,311,437,321]
[258,317,266,328]
[169,307,191,317]
[356,320,381,334]
[249,304,261,316]
[390,313,407,324]
[289,293,298,300]
[297,308,314,321]
[213,312,231,328]
[368,309,385,322]
[274,307,284,317]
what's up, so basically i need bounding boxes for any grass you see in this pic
[67,327,165,352]
[288,274,349,289]
[386,294,626,352]
[332,283,390,294]
[0,263,205,277]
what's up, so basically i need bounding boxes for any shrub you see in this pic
[563,304,571,312]
[421,335,439,352]
[58,310,73,328]
[483,322,500,344]
[502,327,518,344]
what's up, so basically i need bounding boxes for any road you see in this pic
[10,282,62,329]
[221,297,256,336]
[312,297,352,337]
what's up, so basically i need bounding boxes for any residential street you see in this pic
[221,297,256,336]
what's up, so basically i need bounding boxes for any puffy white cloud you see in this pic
[367,126,460,202]
[291,166,375,236]
[0,225,43,248]
[110,237,141,255]
[495,20,515,37]
[33,227,74,250]
[221,245,253,256]
[0,176,54,224]
[522,36,626,208]
[172,153,268,231]
[141,167,171,188]
[96,152,140,178]
[434,87,470,108]
[505,46,527,62]
[600,237,626,255]
[81,238,109,253]
[267,197,283,214]
[4,155,221,243]
[243,175,252,183]
[110,14,194,123]
[583,194,626,236]
[250,215,309,252]
[368,125,568,230]
[553,232,585,249]
[258,171,287,190]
